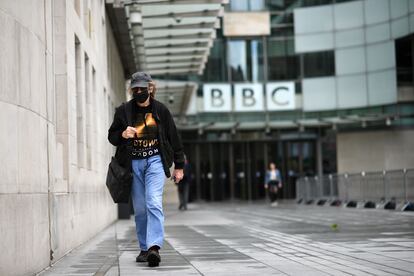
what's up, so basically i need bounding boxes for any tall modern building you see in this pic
[175,0,414,202]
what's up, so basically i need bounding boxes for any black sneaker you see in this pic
[135,250,148,262]
[147,246,161,267]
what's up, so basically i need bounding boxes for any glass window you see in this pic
[303,50,335,78]
[267,38,299,80]
[250,0,266,11]
[268,39,295,56]
[266,0,352,11]
[229,0,265,11]
[302,142,316,176]
[295,81,302,94]
[228,40,265,82]
[395,34,413,85]
[271,26,294,37]
[271,13,293,25]
[228,40,248,81]
[229,0,249,11]
[270,14,294,37]
[266,0,301,12]
[334,0,356,3]
[249,40,265,82]
[216,18,224,39]
[268,56,299,80]
[302,0,333,7]
[202,39,228,82]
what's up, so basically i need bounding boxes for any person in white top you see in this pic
[264,162,283,207]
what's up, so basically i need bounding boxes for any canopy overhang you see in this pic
[177,114,402,132]
[125,0,227,76]
[106,0,227,116]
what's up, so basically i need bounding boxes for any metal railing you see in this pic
[296,169,414,207]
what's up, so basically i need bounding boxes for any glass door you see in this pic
[283,140,316,198]
[233,142,247,199]
[249,142,266,200]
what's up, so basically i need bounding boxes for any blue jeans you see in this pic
[131,155,166,251]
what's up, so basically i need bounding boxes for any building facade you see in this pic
[178,0,414,202]
[0,0,228,274]
[0,0,125,274]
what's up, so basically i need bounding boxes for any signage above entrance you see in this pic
[234,83,264,111]
[266,82,295,111]
[203,83,296,112]
[223,12,270,37]
[203,84,232,112]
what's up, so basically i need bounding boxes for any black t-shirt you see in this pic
[131,103,160,159]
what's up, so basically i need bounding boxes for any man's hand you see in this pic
[122,126,136,139]
[172,169,184,183]
[264,184,268,189]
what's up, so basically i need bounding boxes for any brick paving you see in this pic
[38,202,414,276]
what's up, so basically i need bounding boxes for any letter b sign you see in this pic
[203,84,231,112]
[234,84,263,111]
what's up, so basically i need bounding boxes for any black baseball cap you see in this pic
[130,71,152,88]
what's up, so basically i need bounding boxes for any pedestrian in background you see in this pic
[108,71,184,267]
[264,162,283,207]
[176,155,192,210]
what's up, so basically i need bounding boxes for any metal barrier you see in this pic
[407,169,414,201]
[296,169,414,208]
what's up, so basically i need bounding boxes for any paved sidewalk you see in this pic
[38,202,414,276]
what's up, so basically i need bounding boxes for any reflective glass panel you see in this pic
[303,50,335,78]
[228,40,248,81]
[267,38,299,80]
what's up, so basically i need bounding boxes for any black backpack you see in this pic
[105,103,133,203]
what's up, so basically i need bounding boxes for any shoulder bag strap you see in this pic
[123,102,133,126]
[122,102,133,159]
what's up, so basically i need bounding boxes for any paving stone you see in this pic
[37,202,414,276]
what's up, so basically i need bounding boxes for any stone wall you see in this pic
[0,0,125,274]
[337,129,414,173]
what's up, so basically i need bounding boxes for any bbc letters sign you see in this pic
[266,82,295,111]
[203,82,295,112]
[234,83,264,111]
[203,84,232,112]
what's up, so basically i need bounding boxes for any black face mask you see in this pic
[133,88,149,103]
